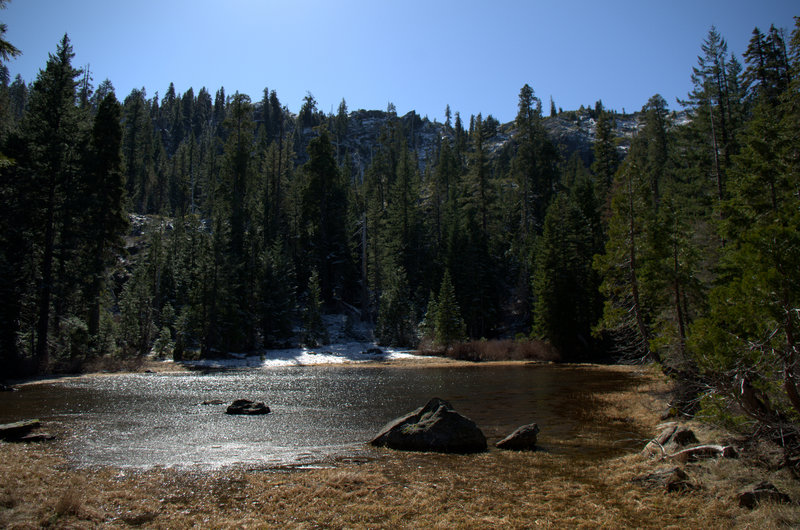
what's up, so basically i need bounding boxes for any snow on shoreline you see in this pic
[174,314,424,369]
[177,342,422,369]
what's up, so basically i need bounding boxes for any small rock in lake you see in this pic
[496,423,540,451]
[201,399,227,405]
[362,347,383,355]
[226,399,270,415]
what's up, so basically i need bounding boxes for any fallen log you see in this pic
[667,444,738,462]
[0,419,41,441]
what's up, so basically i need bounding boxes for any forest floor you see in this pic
[2,363,800,528]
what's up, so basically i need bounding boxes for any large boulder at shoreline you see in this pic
[496,423,540,451]
[370,398,487,454]
[226,399,270,415]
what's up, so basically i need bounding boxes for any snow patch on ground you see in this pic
[180,343,420,369]
[178,313,422,369]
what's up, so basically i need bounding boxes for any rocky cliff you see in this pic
[294,107,644,174]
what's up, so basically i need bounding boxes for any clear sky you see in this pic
[3,1,797,123]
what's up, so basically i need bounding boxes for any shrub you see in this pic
[447,339,561,362]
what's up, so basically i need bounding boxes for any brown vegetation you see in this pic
[1,365,799,528]
[420,338,561,363]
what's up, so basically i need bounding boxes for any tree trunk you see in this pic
[35,178,57,371]
[782,289,800,416]
[626,168,655,362]
[709,104,724,202]
[673,238,687,357]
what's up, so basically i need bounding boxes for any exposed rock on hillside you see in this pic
[293,107,645,175]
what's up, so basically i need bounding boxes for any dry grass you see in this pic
[2,365,799,528]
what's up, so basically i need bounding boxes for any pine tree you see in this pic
[119,225,167,355]
[334,98,348,162]
[532,193,596,355]
[432,269,466,349]
[298,92,319,129]
[258,239,296,345]
[511,84,559,240]
[8,74,27,122]
[680,27,743,203]
[464,113,490,235]
[591,105,618,215]
[217,92,257,351]
[22,34,83,370]
[300,126,350,303]
[444,113,503,338]
[303,268,328,346]
[121,88,151,211]
[744,25,791,106]
[594,98,668,361]
[376,264,415,347]
[383,140,425,295]
[83,92,127,345]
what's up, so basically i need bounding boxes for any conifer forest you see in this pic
[1,11,800,441]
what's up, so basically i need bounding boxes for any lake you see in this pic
[0,363,645,469]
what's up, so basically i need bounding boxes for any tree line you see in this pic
[1,13,799,442]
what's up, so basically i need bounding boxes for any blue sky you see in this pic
[3,1,797,123]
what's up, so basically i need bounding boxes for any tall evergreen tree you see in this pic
[430,269,466,349]
[591,105,618,215]
[22,34,83,370]
[376,264,415,347]
[595,98,663,361]
[302,267,328,347]
[83,92,127,344]
[532,193,595,354]
[300,126,349,302]
[511,83,559,240]
[121,88,151,211]
[219,92,257,350]
[680,27,743,203]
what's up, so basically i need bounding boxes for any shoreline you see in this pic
[11,354,638,387]
[3,364,799,527]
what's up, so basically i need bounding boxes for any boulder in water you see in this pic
[226,399,270,415]
[370,397,487,454]
[496,423,540,451]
